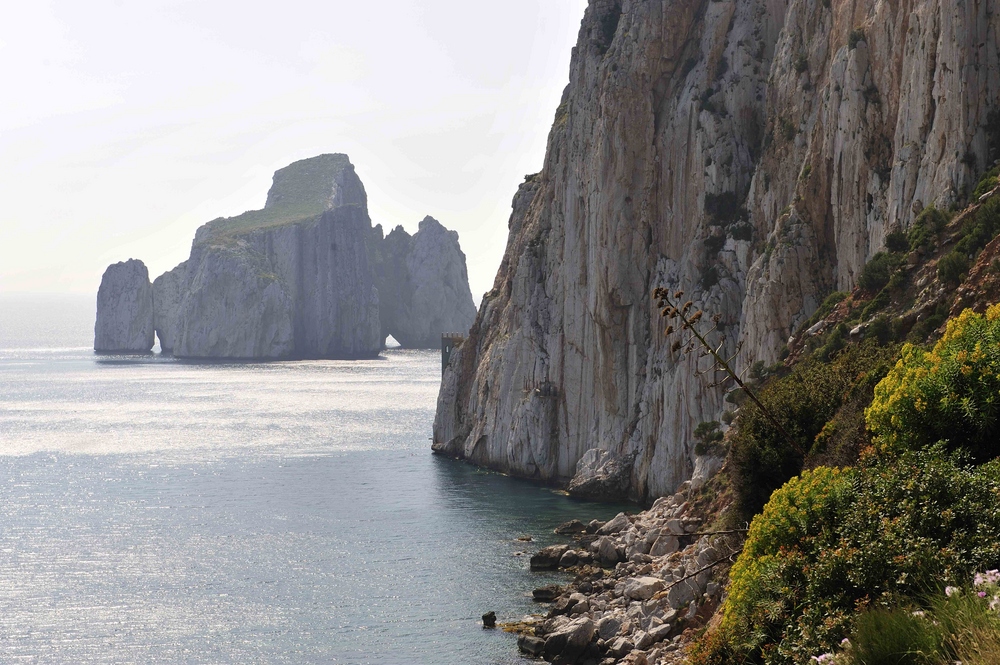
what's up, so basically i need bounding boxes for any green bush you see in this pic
[859,288,890,322]
[858,252,903,292]
[867,305,1000,460]
[972,165,1000,200]
[954,195,1000,258]
[694,421,725,455]
[849,607,944,665]
[721,467,850,659]
[885,229,910,253]
[708,450,1000,664]
[797,291,847,336]
[908,207,949,252]
[729,341,897,521]
[849,28,865,50]
[937,250,969,285]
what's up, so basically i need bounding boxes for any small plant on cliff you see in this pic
[848,28,865,50]
[694,421,725,456]
[938,250,969,285]
[908,206,949,252]
[654,287,803,462]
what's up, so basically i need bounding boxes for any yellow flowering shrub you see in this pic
[721,467,849,656]
[866,305,1000,459]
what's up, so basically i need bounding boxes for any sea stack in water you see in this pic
[151,154,380,359]
[94,259,155,352]
[96,153,476,359]
[373,216,477,348]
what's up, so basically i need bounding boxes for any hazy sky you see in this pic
[0,0,588,301]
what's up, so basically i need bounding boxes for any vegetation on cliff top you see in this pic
[195,154,356,243]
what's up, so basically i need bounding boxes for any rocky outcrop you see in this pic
[512,486,730,664]
[94,259,154,352]
[160,154,382,359]
[434,0,1000,500]
[101,154,474,359]
[373,216,477,348]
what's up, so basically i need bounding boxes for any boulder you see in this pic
[597,537,623,568]
[531,544,570,571]
[94,259,154,352]
[559,549,580,568]
[624,576,665,601]
[533,584,563,602]
[567,449,636,501]
[542,617,596,663]
[597,616,622,640]
[517,634,546,656]
[597,512,630,536]
[649,536,679,557]
[481,611,496,628]
[554,519,587,535]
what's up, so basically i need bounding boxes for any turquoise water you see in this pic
[0,295,629,664]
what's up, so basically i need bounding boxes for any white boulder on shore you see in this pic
[94,259,154,353]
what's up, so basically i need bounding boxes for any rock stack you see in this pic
[94,259,155,353]
[96,154,477,358]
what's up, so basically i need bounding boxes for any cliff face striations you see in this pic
[98,154,476,358]
[94,259,155,352]
[373,216,478,348]
[434,0,1000,500]
[153,154,381,359]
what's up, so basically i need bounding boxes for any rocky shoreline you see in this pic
[502,481,739,665]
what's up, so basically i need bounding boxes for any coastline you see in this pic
[502,477,737,665]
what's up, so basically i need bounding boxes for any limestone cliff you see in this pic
[94,259,155,353]
[100,154,475,358]
[372,216,477,348]
[434,0,1000,501]
[153,154,382,359]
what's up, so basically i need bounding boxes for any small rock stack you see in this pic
[514,482,732,665]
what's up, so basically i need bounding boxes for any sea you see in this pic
[0,293,630,664]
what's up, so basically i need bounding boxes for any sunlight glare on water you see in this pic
[0,295,632,664]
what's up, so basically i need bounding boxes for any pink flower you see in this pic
[980,591,988,598]
[945,586,960,597]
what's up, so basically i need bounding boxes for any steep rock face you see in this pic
[374,216,477,348]
[434,0,1000,500]
[153,154,382,359]
[94,259,155,352]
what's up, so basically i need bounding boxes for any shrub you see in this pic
[908,207,949,252]
[867,305,1000,460]
[793,54,808,73]
[729,341,896,521]
[781,118,796,141]
[972,165,1000,200]
[849,28,865,50]
[797,291,847,335]
[849,607,944,665]
[858,252,903,293]
[886,229,909,253]
[710,450,1000,664]
[937,250,969,285]
[694,421,725,455]
[721,467,850,659]
[859,288,890,322]
[705,191,745,225]
[955,195,1000,258]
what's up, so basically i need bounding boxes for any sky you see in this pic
[0,0,588,301]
